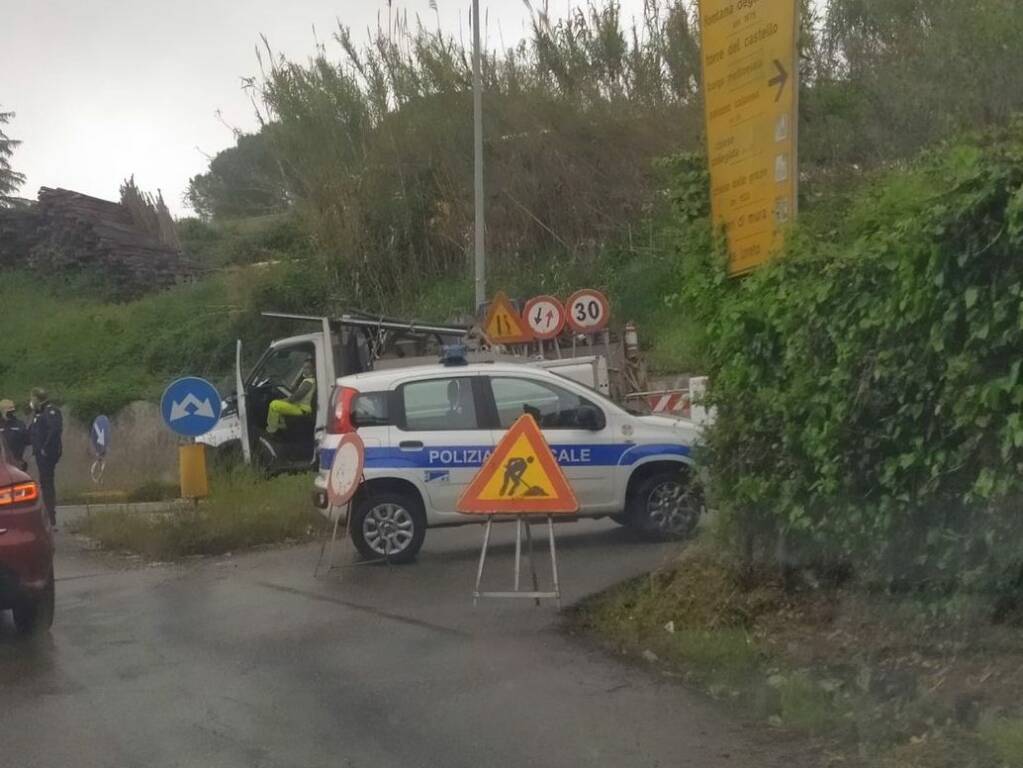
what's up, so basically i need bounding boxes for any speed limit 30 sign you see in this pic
[566,289,610,334]
[522,295,566,340]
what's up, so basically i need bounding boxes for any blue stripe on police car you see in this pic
[318,442,689,471]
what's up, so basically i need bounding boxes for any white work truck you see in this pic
[198,312,611,474]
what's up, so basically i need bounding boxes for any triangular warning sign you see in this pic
[483,291,534,344]
[458,414,579,515]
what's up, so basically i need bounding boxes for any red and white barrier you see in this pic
[645,391,692,418]
[626,376,714,427]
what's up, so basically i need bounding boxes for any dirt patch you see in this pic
[574,546,1023,767]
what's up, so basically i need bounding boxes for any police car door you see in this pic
[393,374,494,519]
[485,375,616,512]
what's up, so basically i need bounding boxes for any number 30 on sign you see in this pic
[566,289,610,333]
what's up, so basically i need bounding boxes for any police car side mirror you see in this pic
[576,405,604,431]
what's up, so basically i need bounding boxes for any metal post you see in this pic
[547,515,561,609]
[523,517,541,607]
[473,516,494,606]
[514,515,522,591]
[316,503,341,578]
[472,0,486,312]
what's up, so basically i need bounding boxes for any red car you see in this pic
[0,454,54,635]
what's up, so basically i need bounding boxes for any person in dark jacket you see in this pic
[28,388,63,526]
[0,399,29,470]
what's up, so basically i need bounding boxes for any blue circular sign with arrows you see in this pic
[160,377,223,438]
[90,415,111,457]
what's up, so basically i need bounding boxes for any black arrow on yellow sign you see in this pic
[769,59,789,102]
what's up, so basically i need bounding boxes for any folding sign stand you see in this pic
[314,484,399,579]
[458,414,579,608]
[314,499,352,578]
[473,514,561,608]
[314,432,370,580]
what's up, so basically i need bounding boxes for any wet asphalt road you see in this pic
[1,518,809,768]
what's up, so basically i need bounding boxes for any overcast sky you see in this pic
[3,0,655,215]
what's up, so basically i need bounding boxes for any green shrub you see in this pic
[178,212,314,268]
[76,472,325,560]
[981,716,1023,767]
[126,481,179,503]
[676,122,1023,593]
[0,265,317,419]
[777,673,837,734]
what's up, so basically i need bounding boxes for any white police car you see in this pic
[313,358,703,563]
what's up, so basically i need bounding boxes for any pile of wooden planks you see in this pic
[0,187,201,297]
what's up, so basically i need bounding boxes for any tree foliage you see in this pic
[800,0,1023,170]
[186,127,291,220]
[186,0,1023,309]
[0,108,26,206]
[676,122,1023,592]
[232,1,702,306]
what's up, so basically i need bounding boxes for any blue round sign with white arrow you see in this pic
[160,377,223,438]
[90,415,111,457]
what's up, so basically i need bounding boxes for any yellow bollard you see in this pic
[179,443,209,500]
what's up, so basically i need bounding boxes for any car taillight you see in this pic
[0,482,39,508]
[327,386,360,434]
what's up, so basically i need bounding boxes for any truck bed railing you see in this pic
[261,311,469,338]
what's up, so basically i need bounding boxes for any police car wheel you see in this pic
[350,492,426,564]
[630,471,702,541]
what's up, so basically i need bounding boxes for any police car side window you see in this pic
[352,392,389,427]
[400,377,479,431]
[491,377,601,430]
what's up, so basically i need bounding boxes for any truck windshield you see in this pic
[250,344,315,390]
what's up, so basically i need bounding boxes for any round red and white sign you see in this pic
[566,289,610,333]
[522,295,566,340]
[328,432,365,507]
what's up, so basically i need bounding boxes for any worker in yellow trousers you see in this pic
[266,358,316,434]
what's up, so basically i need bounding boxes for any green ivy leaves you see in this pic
[676,124,1023,590]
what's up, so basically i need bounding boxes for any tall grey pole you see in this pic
[472,0,486,312]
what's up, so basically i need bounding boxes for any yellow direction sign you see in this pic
[483,291,534,344]
[458,414,579,515]
[699,0,799,275]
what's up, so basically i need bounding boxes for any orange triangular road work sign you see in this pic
[458,414,579,515]
[483,291,534,345]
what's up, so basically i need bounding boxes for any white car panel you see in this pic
[315,362,700,526]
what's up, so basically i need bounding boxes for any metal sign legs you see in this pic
[314,501,351,578]
[315,498,394,578]
[473,515,561,608]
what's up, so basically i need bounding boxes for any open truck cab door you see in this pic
[238,320,337,473]
[235,340,251,465]
[202,320,339,474]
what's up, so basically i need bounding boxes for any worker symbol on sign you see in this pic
[458,414,579,515]
[500,456,548,498]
